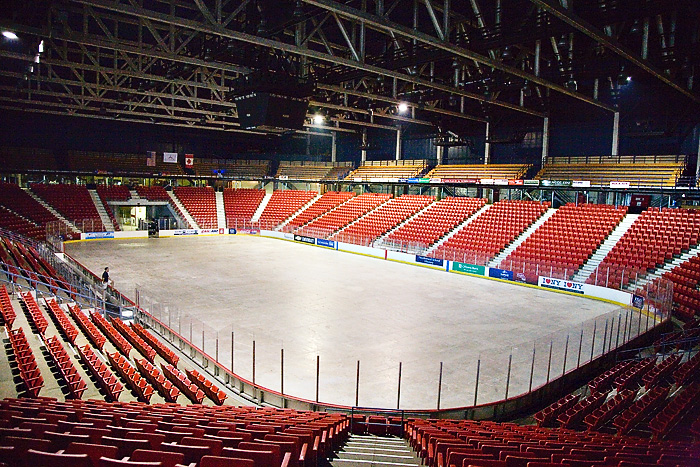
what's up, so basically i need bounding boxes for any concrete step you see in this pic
[129,189,140,199]
[251,193,273,222]
[278,193,322,230]
[167,191,199,229]
[215,191,226,230]
[24,188,80,233]
[330,435,421,467]
[88,189,116,231]
[375,200,437,251]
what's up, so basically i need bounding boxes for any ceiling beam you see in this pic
[528,0,700,104]
[70,0,544,118]
[302,0,616,112]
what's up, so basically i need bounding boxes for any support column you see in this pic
[395,127,402,161]
[436,145,444,165]
[361,128,367,163]
[612,112,620,157]
[484,122,491,164]
[331,132,337,163]
[542,117,550,167]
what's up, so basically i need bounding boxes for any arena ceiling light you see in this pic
[2,31,18,40]
[397,102,409,114]
[313,114,325,125]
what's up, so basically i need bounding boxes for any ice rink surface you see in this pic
[66,235,622,410]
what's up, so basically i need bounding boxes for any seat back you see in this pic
[26,449,93,467]
[200,456,255,467]
[131,449,185,467]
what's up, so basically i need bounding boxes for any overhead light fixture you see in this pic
[38,40,44,53]
[313,114,325,125]
[397,102,409,113]
[2,31,18,40]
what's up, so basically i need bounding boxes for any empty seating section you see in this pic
[91,311,133,357]
[68,303,107,350]
[296,193,392,238]
[0,397,348,467]
[223,189,265,224]
[0,183,66,235]
[18,291,49,334]
[536,155,685,187]
[134,358,180,402]
[283,191,355,232]
[0,147,58,171]
[160,364,205,404]
[219,159,269,178]
[44,298,79,344]
[276,162,339,180]
[44,335,88,399]
[346,161,426,181]
[106,352,155,403]
[0,206,45,240]
[500,203,627,282]
[7,327,44,397]
[427,164,531,180]
[590,208,700,289]
[173,187,217,229]
[432,201,550,265]
[67,151,185,175]
[257,190,317,227]
[131,322,179,366]
[111,317,157,362]
[331,195,434,245]
[646,256,700,320]
[0,285,17,328]
[382,197,486,251]
[30,184,103,229]
[185,368,227,405]
[407,417,699,467]
[135,186,170,201]
[324,166,352,181]
[77,344,124,401]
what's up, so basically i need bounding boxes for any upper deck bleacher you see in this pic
[276,161,353,181]
[427,163,531,180]
[345,160,426,181]
[536,155,686,187]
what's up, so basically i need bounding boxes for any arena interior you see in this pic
[0,1,699,466]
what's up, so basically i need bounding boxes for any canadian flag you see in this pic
[185,154,194,168]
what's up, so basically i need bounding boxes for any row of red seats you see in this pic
[131,322,179,366]
[91,311,133,357]
[556,392,606,429]
[161,364,205,404]
[44,298,79,344]
[384,197,486,248]
[613,386,670,435]
[408,418,698,467]
[258,190,318,227]
[110,317,156,362]
[94,190,120,232]
[8,328,44,397]
[649,256,700,320]
[223,188,266,223]
[68,304,107,350]
[95,185,131,202]
[0,285,16,328]
[134,358,180,403]
[582,390,636,432]
[533,394,579,427]
[642,354,681,389]
[0,183,67,238]
[0,207,45,240]
[30,184,103,228]
[588,361,633,395]
[185,368,227,406]
[18,291,48,334]
[284,191,355,231]
[135,186,170,201]
[331,195,434,243]
[297,193,392,237]
[106,352,154,403]
[673,351,700,386]
[45,335,87,400]
[77,345,124,402]
[173,187,218,228]
[614,357,656,392]
[649,383,700,440]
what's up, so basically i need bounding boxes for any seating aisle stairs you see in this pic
[488,208,557,267]
[329,434,421,467]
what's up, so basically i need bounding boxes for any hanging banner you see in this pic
[185,154,194,168]
[163,152,178,163]
[146,151,156,167]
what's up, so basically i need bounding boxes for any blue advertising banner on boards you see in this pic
[293,234,316,245]
[488,267,514,281]
[415,255,444,267]
[85,232,115,239]
[316,238,336,248]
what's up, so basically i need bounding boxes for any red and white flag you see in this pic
[185,154,194,168]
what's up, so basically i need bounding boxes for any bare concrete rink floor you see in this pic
[66,235,620,410]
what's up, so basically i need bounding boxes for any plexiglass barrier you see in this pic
[133,275,671,410]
